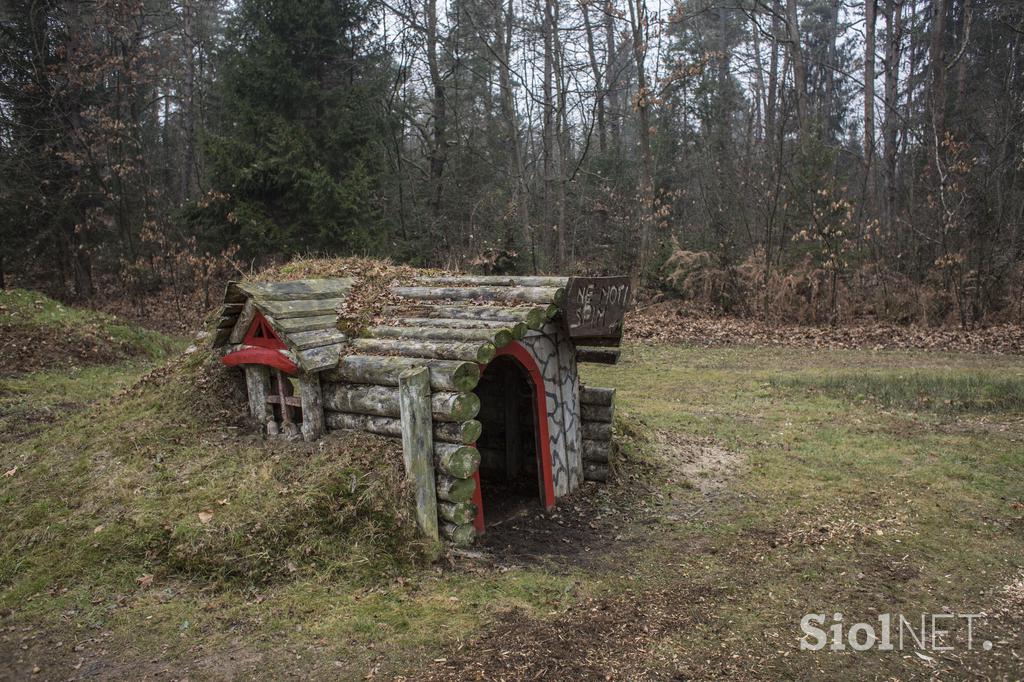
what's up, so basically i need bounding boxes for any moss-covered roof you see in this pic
[213,263,624,375]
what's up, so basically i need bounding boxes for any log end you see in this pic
[493,329,514,348]
[450,362,482,392]
[442,522,476,546]
[476,342,497,365]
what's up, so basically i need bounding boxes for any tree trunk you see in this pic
[766,0,781,136]
[881,0,902,238]
[864,0,877,210]
[582,0,607,153]
[426,0,447,216]
[604,0,622,156]
[495,0,530,257]
[785,0,808,133]
[626,0,655,282]
[541,0,560,269]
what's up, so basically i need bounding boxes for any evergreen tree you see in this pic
[191,0,395,256]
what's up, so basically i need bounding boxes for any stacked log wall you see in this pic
[221,274,626,544]
[580,385,615,482]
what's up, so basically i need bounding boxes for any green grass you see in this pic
[774,370,1024,412]
[3,328,1023,678]
[0,332,579,677]
[0,288,176,361]
[582,344,1024,678]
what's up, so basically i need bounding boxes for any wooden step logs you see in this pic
[582,421,612,441]
[322,383,479,422]
[576,348,620,365]
[325,411,481,444]
[324,356,480,392]
[392,285,566,307]
[350,338,496,365]
[581,386,616,405]
[367,325,513,349]
[581,385,616,482]
[583,462,609,482]
[581,403,614,423]
[582,439,612,463]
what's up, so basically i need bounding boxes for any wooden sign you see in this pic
[564,276,631,338]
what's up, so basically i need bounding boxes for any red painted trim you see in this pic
[242,311,286,350]
[471,470,485,533]
[222,347,298,374]
[474,342,556,531]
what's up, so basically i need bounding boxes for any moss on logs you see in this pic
[322,383,479,422]
[436,475,476,503]
[384,304,548,330]
[582,421,613,441]
[401,317,529,340]
[367,325,513,348]
[324,411,481,444]
[397,366,439,541]
[350,338,496,364]
[324,356,480,392]
[438,501,477,525]
[441,522,476,546]
[414,275,569,288]
[434,443,481,478]
[392,285,565,306]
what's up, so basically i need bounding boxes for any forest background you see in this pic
[2,0,1022,329]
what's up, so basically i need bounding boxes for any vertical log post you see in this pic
[244,365,271,423]
[399,367,440,541]
[274,368,298,438]
[298,372,325,442]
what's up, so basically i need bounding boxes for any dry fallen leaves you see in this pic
[627,302,1024,354]
[136,574,154,589]
[3,466,17,478]
[197,511,214,524]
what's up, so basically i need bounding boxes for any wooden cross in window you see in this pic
[265,368,301,435]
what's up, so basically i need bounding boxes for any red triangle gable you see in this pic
[243,312,286,350]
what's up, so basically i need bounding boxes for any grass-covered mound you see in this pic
[0,288,177,376]
[0,342,427,619]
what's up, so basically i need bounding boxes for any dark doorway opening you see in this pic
[474,355,542,527]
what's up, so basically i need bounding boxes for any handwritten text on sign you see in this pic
[565,277,631,338]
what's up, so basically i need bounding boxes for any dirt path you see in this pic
[406,433,751,681]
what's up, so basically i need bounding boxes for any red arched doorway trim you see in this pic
[222,347,298,374]
[471,341,556,533]
[222,311,297,374]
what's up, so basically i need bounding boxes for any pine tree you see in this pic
[192,0,396,256]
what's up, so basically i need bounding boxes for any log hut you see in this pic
[213,273,629,544]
